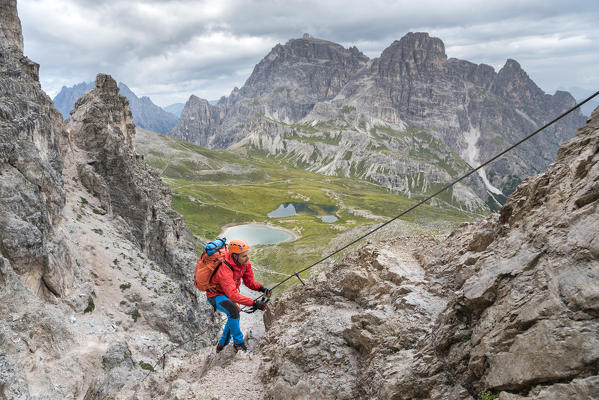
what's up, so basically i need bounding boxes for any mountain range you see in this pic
[170,33,586,212]
[2,1,598,398]
[53,81,179,134]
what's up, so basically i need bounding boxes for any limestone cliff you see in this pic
[259,107,599,399]
[170,34,369,148]
[0,0,69,305]
[0,2,215,398]
[66,73,199,280]
[1,1,74,396]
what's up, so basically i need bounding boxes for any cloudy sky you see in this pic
[17,0,599,107]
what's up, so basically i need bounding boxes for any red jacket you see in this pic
[207,252,262,307]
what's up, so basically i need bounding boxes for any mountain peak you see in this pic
[234,35,369,106]
[501,58,525,75]
[188,94,210,104]
[95,73,120,96]
[257,34,369,65]
[493,58,545,103]
[400,31,444,48]
[118,81,132,89]
[504,58,521,68]
[382,32,447,61]
[376,32,447,79]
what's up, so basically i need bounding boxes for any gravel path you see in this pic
[122,287,268,400]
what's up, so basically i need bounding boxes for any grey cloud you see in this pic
[17,0,599,107]
[221,0,593,41]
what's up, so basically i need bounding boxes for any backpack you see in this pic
[193,238,233,291]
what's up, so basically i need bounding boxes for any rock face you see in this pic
[0,2,215,398]
[171,35,369,148]
[259,107,599,399]
[67,73,197,280]
[53,81,179,134]
[171,33,586,212]
[0,0,70,303]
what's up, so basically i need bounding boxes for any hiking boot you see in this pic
[233,342,249,353]
[216,331,231,353]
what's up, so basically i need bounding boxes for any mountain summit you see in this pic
[240,35,369,102]
[172,34,369,148]
[170,33,585,211]
[375,32,448,78]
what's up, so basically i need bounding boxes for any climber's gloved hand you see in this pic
[259,285,272,297]
[253,298,268,311]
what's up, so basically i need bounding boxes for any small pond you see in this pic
[319,215,338,223]
[267,202,338,220]
[222,223,296,246]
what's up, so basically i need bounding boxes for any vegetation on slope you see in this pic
[137,128,482,292]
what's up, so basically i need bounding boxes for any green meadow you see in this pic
[136,128,483,292]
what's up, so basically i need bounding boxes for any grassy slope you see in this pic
[253,113,488,213]
[136,128,483,292]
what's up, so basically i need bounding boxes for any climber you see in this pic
[206,239,271,353]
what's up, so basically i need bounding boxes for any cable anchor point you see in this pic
[294,272,306,285]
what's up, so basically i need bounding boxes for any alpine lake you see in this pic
[221,203,337,246]
[268,202,339,223]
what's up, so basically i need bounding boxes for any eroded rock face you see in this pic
[259,238,453,399]
[1,3,216,398]
[67,73,196,281]
[0,0,72,298]
[259,108,599,399]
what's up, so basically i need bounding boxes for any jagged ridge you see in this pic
[170,32,586,212]
[54,81,179,134]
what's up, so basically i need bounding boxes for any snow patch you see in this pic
[463,127,504,196]
[478,167,504,195]
[515,109,537,127]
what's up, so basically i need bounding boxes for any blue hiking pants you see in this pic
[208,295,244,346]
